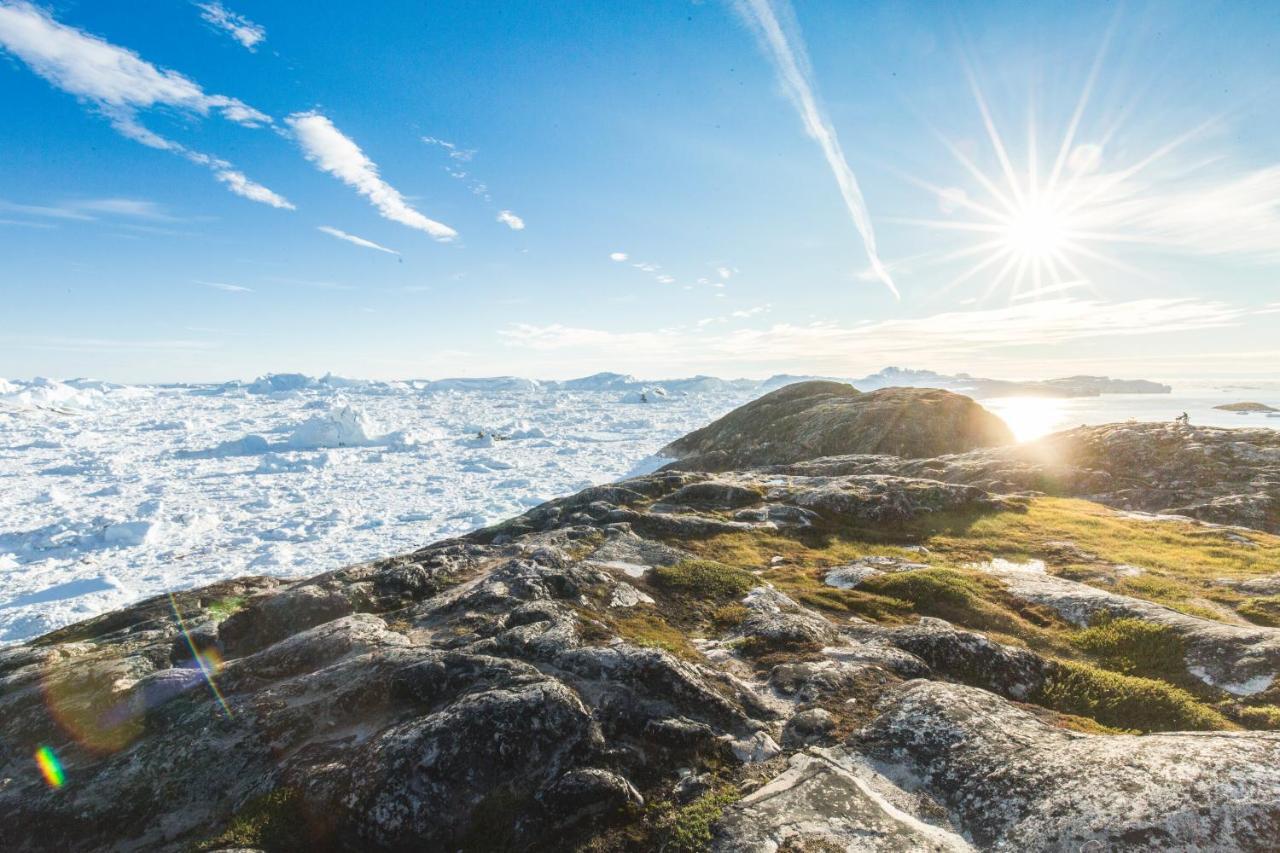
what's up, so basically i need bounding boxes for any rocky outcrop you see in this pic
[976,560,1280,696]
[660,381,1014,471]
[711,749,972,852]
[858,680,1280,851]
[777,421,1280,534]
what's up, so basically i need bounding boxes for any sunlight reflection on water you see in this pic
[980,396,1069,442]
[977,388,1280,442]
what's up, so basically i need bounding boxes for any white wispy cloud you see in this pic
[696,304,773,327]
[214,170,294,209]
[0,1,290,208]
[288,112,457,240]
[317,225,399,255]
[0,197,175,221]
[196,2,265,51]
[502,297,1243,372]
[422,136,475,162]
[612,255,683,286]
[732,0,896,298]
[496,210,525,230]
[78,198,173,219]
[195,279,252,292]
[0,1,267,131]
[0,217,56,228]
[0,200,92,220]
[1084,165,1280,262]
[422,135,526,227]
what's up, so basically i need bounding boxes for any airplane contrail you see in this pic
[732,0,899,298]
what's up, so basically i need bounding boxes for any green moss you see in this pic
[651,560,757,601]
[1238,596,1280,627]
[1051,712,1133,735]
[575,607,700,661]
[197,788,309,852]
[668,500,1277,730]
[1069,617,1188,683]
[709,603,749,631]
[1032,660,1231,732]
[206,595,247,623]
[856,567,1058,639]
[647,786,741,853]
[613,611,699,659]
[1234,704,1280,730]
[794,587,913,622]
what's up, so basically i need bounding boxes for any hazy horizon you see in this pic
[6,365,1280,389]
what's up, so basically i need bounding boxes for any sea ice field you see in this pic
[1,372,1275,643]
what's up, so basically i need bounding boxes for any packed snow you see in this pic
[0,372,1273,643]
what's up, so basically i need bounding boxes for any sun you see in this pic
[893,46,1204,302]
[1002,197,1070,261]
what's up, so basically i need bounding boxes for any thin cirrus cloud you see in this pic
[423,135,525,230]
[195,2,265,51]
[0,197,174,221]
[496,210,525,231]
[502,297,1244,372]
[317,225,399,255]
[194,279,252,293]
[1086,165,1280,263]
[609,251,680,286]
[288,112,457,241]
[0,1,291,209]
[214,170,294,210]
[731,0,897,299]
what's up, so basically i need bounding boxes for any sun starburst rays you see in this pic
[899,34,1221,304]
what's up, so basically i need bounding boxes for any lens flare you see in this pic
[35,745,65,789]
[169,593,233,718]
[41,662,145,754]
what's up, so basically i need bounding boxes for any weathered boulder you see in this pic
[858,679,1280,851]
[711,749,971,852]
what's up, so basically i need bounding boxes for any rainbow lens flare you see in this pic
[169,593,233,718]
[35,745,65,789]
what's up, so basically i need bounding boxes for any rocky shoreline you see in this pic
[3,382,1278,851]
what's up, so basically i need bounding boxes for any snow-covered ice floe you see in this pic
[0,375,762,642]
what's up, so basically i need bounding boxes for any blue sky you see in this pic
[1,0,1277,382]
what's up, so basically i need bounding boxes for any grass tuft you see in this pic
[206,595,247,623]
[651,560,757,601]
[1032,659,1231,732]
[1238,596,1280,627]
[1069,616,1188,683]
[1234,704,1280,730]
[197,787,308,851]
[646,786,740,853]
